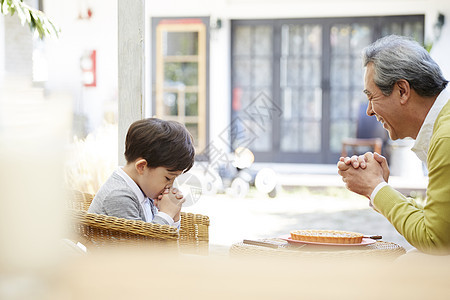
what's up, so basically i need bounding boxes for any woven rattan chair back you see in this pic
[68,190,209,254]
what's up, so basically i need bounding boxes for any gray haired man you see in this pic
[338,35,450,255]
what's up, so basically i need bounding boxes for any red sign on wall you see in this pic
[80,50,96,87]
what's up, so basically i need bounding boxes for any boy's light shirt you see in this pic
[370,86,450,208]
[117,167,180,228]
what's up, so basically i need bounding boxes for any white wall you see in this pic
[430,4,450,80]
[43,0,118,135]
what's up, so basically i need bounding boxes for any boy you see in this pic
[88,118,195,227]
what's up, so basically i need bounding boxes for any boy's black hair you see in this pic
[124,118,195,172]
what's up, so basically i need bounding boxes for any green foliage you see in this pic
[1,0,59,39]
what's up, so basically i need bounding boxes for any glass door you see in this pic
[155,19,207,151]
[280,23,323,156]
[231,24,274,153]
[231,16,424,164]
[328,22,373,154]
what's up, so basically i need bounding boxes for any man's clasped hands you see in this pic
[337,152,390,199]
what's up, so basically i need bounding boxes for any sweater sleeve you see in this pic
[373,137,450,254]
[103,189,143,221]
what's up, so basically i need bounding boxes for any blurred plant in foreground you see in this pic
[65,123,118,195]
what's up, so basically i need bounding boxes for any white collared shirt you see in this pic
[370,85,450,205]
[116,167,180,228]
[411,85,450,166]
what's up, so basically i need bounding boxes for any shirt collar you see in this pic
[116,167,148,206]
[411,85,450,165]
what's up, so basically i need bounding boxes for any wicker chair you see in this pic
[67,190,210,254]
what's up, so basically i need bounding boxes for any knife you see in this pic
[243,239,284,248]
[364,235,382,240]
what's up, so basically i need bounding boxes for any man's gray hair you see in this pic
[362,35,448,97]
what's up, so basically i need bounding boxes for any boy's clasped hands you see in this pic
[155,187,185,222]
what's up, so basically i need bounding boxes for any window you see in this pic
[231,15,424,163]
[153,18,209,151]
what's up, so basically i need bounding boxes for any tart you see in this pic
[290,230,364,244]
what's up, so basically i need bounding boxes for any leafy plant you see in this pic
[1,0,59,39]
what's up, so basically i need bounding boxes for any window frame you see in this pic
[151,17,210,153]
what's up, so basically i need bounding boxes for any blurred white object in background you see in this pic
[233,146,254,169]
[255,168,277,194]
[227,177,249,198]
[189,165,223,196]
[388,139,425,178]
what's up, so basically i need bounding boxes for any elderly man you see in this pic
[337,35,450,254]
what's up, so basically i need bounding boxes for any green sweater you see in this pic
[374,100,450,254]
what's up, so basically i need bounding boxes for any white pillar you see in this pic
[118,0,146,166]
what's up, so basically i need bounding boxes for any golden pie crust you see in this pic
[290,230,364,244]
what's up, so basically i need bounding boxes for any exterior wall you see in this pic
[3,0,448,151]
[430,7,450,79]
[42,0,118,135]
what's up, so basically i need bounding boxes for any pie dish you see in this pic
[290,230,364,245]
[280,235,376,246]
